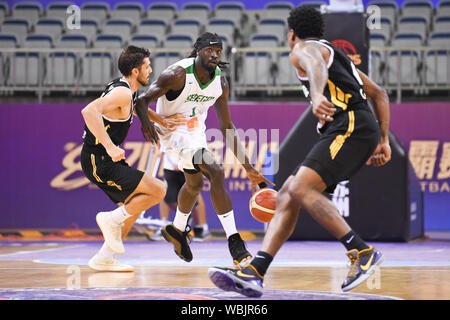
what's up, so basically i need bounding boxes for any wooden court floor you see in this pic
[0,240,449,300]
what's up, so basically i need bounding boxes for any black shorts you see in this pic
[163,169,186,204]
[163,169,200,207]
[81,145,144,204]
[294,108,380,192]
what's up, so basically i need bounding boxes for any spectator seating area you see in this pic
[0,0,449,92]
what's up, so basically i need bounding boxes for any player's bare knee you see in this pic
[186,178,204,194]
[141,175,166,201]
[287,181,308,203]
[207,165,225,184]
[277,180,293,205]
[152,178,166,201]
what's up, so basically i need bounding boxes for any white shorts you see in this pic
[160,130,208,172]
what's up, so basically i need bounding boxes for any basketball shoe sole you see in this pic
[208,267,263,298]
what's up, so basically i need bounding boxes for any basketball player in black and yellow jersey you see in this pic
[209,6,391,296]
[81,46,185,272]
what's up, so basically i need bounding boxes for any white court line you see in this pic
[30,257,450,268]
[0,244,84,258]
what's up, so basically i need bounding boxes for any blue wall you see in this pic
[4,0,443,10]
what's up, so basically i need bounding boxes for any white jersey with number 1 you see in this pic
[155,57,223,171]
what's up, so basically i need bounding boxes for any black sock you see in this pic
[249,251,273,277]
[340,230,370,252]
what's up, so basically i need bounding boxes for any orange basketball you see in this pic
[249,188,277,223]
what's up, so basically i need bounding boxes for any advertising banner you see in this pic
[0,102,302,230]
[323,12,370,74]
[1,102,449,232]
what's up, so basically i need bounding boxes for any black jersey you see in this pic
[296,39,370,118]
[82,78,137,152]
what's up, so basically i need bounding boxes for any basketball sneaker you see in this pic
[88,253,134,272]
[341,245,384,292]
[228,233,252,267]
[193,226,212,242]
[147,228,164,241]
[96,212,124,254]
[161,223,193,262]
[208,264,264,298]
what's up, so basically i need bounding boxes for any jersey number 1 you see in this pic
[187,107,199,131]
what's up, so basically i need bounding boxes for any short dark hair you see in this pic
[287,6,324,40]
[118,45,150,76]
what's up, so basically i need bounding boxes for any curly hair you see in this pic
[287,5,324,40]
[118,45,150,76]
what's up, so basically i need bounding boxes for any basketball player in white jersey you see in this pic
[135,33,274,266]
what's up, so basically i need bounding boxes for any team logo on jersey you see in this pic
[185,94,216,103]
[331,39,362,66]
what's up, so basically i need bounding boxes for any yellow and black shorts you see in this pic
[298,108,380,193]
[81,145,144,204]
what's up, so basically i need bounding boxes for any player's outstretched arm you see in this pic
[214,76,275,187]
[81,87,131,162]
[357,70,391,167]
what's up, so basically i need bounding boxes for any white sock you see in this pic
[110,206,132,224]
[173,207,191,231]
[218,210,238,238]
[97,242,115,260]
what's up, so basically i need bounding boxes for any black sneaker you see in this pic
[208,264,264,298]
[341,245,384,292]
[161,224,193,262]
[193,227,212,242]
[228,233,252,267]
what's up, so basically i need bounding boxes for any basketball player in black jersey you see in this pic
[81,46,185,272]
[208,6,391,296]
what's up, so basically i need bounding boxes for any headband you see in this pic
[196,38,223,50]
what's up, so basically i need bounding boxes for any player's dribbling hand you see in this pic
[141,121,161,145]
[107,145,126,162]
[311,94,336,123]
[245,166,276,193]
[366,142,391,167]
[161,113,188,131]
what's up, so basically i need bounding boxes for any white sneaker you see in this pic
[147,228,164,241]
[88,254,134,272]
[96,211,124,254]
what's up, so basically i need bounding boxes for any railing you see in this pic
[231,46,450,103]
[1,46,449,103]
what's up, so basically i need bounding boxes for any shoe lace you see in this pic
[101,253,120,266]
[183,225,193,244]
[347,253,360,277]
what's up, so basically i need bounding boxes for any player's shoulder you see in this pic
[162,60,189,79]
[103,86,133,105]
[175,57,195,69]
[156,63,187,90]
[109,85,133,96]
[220,74,229,88]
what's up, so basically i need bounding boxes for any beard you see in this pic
[200,58,217,73]
[137,76,149,87]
